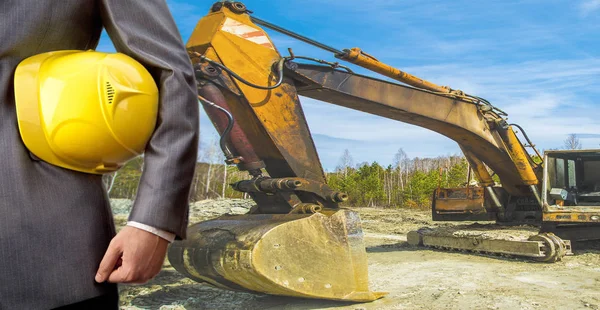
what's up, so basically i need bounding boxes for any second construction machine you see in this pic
[168,1,600,302]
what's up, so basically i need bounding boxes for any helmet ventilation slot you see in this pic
[106,81,115,104]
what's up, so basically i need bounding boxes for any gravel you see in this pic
[110,198,255,218]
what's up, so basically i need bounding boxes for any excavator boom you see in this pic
[290,64,524,195]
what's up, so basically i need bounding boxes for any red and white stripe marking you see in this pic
[221,18,275,49]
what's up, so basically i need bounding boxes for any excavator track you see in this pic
[407,228,572,262]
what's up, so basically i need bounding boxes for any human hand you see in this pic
[95,226,169,284]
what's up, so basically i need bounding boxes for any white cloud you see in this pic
[580,0,600,16]
[197,55,600,169]
[174,0,600,169]
[398,58,600,152]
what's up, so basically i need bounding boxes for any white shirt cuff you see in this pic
[126,221,176,243]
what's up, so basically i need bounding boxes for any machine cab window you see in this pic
[543,150,600,207]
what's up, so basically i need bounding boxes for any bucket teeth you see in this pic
[168,209,386,301]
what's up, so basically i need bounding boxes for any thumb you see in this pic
[95,241,122,283]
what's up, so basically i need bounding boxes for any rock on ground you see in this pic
[188,199,255,220]
[111,198,134,215]
[110,198,256,218]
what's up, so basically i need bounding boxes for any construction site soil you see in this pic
[111,199,600,310]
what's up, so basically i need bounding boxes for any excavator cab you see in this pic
[542,150,600,228]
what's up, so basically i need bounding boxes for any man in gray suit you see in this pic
[0,1,199,309]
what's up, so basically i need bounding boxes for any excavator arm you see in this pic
[189,1,544,214]
[289,63,528,194]
[169,2,386,301]
[287,63,545,222]
[168,1,557,301]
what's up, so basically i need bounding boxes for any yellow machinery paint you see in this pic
[170,1,548,300]
[187,5,326,182]
[170,0,600,302]
[339,47,452,94]
[172,3,386,301]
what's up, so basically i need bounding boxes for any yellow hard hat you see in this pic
[14,50,159,174]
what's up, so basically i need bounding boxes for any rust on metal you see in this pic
[433,187,486,213]
[338,48,452,94]
[495,120,540,186]
[197,82,265,172]
[186,4,327,183]
[289,203,322,214]
[170,3,386,301]
[460,146,494,187]
[431,187,498,221]
[232,176,348,209]
[288,63,528,196]
[407,229,571,262]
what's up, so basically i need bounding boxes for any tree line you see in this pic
[327,149,469,209]
[104,133,586,209]
[104,146,471,210]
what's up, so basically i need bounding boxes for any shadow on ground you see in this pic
[572,240,600,254]
[366,237,600,263]
[121,268,361,310]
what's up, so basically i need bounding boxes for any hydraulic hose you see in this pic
[197,95,235,160]
[510,123,543,163]
[199,54,286,90]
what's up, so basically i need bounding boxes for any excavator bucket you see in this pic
[168,209,385,301]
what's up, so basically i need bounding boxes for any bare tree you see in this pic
[393,148,407,190]
[564,134,582,150]
[102,172,119,196]
[336,149,354,178]
[383,169,393,205]
[222,164,228,198]
[202,137,223,198]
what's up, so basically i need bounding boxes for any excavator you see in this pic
[167,0,600,302]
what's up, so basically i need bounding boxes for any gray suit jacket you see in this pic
[0,1,199,308]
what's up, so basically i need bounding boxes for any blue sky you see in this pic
[97,0,600,171]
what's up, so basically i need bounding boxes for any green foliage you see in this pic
[492,173,501,184]
[447,159,469,188]
[106,157,252,201]
[327,154,471,209]
[106,150,475,211]
[105,157,144,199]
[345,162,385,207]
[405,170,436,207]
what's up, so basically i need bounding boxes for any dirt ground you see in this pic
[112,199,600,310]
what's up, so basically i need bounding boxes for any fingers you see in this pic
[107,264,136,284]
[97,226,170,284]
[107,259,159,284]
[95,240,122,283]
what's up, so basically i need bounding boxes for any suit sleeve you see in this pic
[99,0,199,239]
